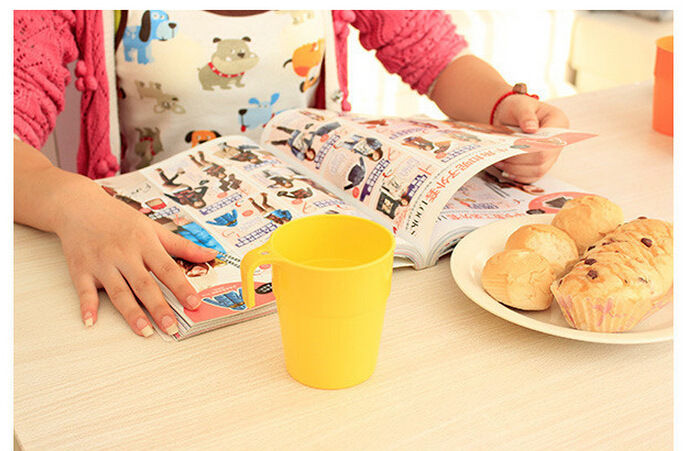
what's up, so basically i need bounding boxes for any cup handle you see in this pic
[240,241,280,308]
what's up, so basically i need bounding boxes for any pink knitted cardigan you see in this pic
[14,10,466,179]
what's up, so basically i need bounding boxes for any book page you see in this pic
[261,109,595,254]
[424,169,593,265]
[98,135,370,335]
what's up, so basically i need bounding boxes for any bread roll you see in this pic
[552,195,624,253]
[505,224,578,275]
[482,249,556,311]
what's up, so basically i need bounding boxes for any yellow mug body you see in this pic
[240,214,395,389]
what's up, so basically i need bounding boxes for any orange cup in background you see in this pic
[652,35,673,136]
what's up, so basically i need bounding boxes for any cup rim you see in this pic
[269,214,396,271]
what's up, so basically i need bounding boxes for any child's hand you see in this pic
[54,184,218,337]
[492,94,570,184]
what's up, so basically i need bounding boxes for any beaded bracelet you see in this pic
[489,83,540,125]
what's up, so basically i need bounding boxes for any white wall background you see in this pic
[346,10,578,119]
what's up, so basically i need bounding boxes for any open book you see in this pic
[98,108,594,339]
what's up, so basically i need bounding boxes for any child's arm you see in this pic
[429,54,570,184]
[14,139,218,336]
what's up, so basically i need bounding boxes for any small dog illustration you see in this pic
[123,10,178,65]
[199,37,259,90]
[134,127,163,169]
[283,39,325,92]
[135,81,185,114]
[185,130,221,147]
[238,93,280,132]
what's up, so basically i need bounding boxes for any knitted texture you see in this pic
[14,11,77,151]
[13,10,118,179]
[72,11,119,179]
[349,10,467,95]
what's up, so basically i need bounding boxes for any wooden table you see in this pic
[14,83,673,450]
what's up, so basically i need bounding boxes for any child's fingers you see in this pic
[144,247,202,310]
[98,268,156,338]
[498,95,540,132]
[496,159,556,184]
[72,272,100,327]
[157,227,219,263]
[117,261,181,336]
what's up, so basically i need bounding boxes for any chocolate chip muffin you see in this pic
[551,217,673,332]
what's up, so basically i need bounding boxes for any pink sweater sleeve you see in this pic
[350,10,467,95]
[14,10,79,150]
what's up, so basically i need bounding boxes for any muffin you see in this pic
[504,224,578,275]
[550,217,673,332]
[551,195,624,253]
[482,249,557,310]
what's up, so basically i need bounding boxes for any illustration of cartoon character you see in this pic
[262,169,295,189]
[155,167,185,188]
[185,130,221,147]
[238,93,280,132]
[206,209,239,227]
[189,150,225,178]
[199,37,259,90]
[174,257,223,294]
[214,142,263,165]
[203,287,246,311]
[283,39,325,92]
[101,185,150,213]
[276,187,313,199]
[341,134,383,161]
[164,185,209,209]
[249,192,293,225]
[134,127,163,169]
[376,191,401,219]
[134,80,185,114]
[402,136,435,152]
[122,10,178,64]
[270,125,317,161]
[344,157,366,190]
[188,150,243,192]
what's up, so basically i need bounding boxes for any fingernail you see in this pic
[162,315,179,335]
[83,312,94,327]
[137,317,154,338]
[524,120,538,130]
[186,295,202,310]
[501,171,513,180]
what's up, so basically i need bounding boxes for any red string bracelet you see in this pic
[489,83,539,125]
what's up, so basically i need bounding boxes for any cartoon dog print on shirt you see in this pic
[134,80,185,114]
[199,37,259,90]
[238,93,281,133]
[123,10,178,65]
[283,39,325,93]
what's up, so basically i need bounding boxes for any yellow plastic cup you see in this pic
[240,214,395,389]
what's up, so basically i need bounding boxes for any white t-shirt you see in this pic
[115,10,325,172]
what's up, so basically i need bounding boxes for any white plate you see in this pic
[450,214,673,344]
